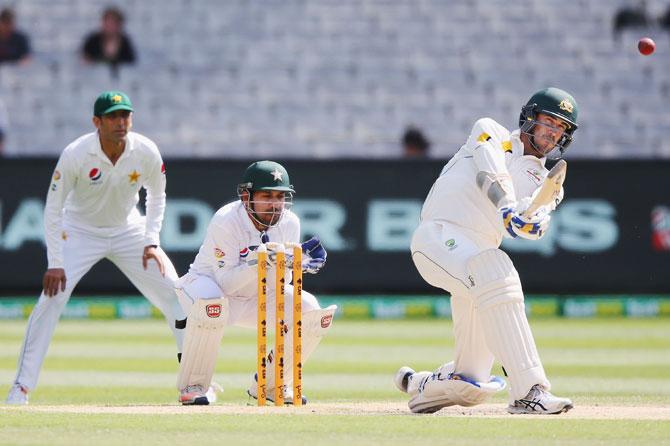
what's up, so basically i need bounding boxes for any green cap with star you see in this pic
[238,160,295,193]
[94,91,133,117]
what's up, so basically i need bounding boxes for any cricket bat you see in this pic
[522,159,567,217]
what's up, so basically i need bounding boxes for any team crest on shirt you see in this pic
[89,168,102,184]
[445,238,458,251]
[53,170,61,181]
[214,248,225,267]
[128,170,141,184]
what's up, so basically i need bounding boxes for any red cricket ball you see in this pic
[638,37,655,56]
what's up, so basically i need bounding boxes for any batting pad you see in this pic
[265,305,337,389]
[467,249,550,400]
[176,298,227,391]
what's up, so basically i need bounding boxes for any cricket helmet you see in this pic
[237,160,295,194]
[237,160,294,229]
[519,87,579,156]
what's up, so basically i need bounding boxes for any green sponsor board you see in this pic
[0,295,669,320]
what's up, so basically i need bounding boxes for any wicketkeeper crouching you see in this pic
[174,160,335,405]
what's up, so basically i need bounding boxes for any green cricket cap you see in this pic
[94,91,133,117]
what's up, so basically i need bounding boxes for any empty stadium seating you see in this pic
[1,0,668,158]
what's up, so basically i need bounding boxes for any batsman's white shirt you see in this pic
[420,118,547,246]
[411,118,553,395]
[12,131,185,392]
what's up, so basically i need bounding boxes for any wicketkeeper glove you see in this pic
[500,205,550,241]
[301,236,327,274]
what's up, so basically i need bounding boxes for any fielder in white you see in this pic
[5,91,186,405]
[174,160,335,405]
[395,87,579,414]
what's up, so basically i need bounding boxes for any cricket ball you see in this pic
[638,37,655,56]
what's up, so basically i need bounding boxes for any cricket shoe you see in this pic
[394,366,432,396]
[507,384,573,415]
[247,373,308,405]
[179,384,209,405]
[5,383,28,405]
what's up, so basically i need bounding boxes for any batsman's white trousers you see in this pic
[174,272,321,328]
[410,220,502,383]
[13,222,186,391]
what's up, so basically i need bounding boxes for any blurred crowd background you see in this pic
[0,0,667,159]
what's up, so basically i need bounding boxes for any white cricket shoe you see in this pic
[247,373,308,405]
[6,384,28,405]
[394,366,432,396]
[507,385,573,414]
[179,384,209,405]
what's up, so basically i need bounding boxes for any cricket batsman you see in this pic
[395,87,578,414]
[174,160,335,405]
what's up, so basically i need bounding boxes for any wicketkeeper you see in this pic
[174,160,335,405]
[396,88,578,414]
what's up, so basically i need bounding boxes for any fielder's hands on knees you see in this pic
[301,237,327,274]
[500,205,550,240]
[143,245,165,277]
[43,268,66,297]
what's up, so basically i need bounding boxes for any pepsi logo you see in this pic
[89,168,102,181]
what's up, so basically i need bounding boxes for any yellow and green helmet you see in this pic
[519,87,579,155]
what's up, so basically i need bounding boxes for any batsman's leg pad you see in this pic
[408,364,506,413]
[176,298,227,391]
[467,249,550,400]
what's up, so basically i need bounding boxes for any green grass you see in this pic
[1,318,670,445]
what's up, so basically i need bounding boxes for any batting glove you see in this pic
[500,206,550,240]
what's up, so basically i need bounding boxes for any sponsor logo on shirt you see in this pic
[526,169,542,184]
[239,247,249,259]
[89,168,102,184]
[161,163,166,174]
